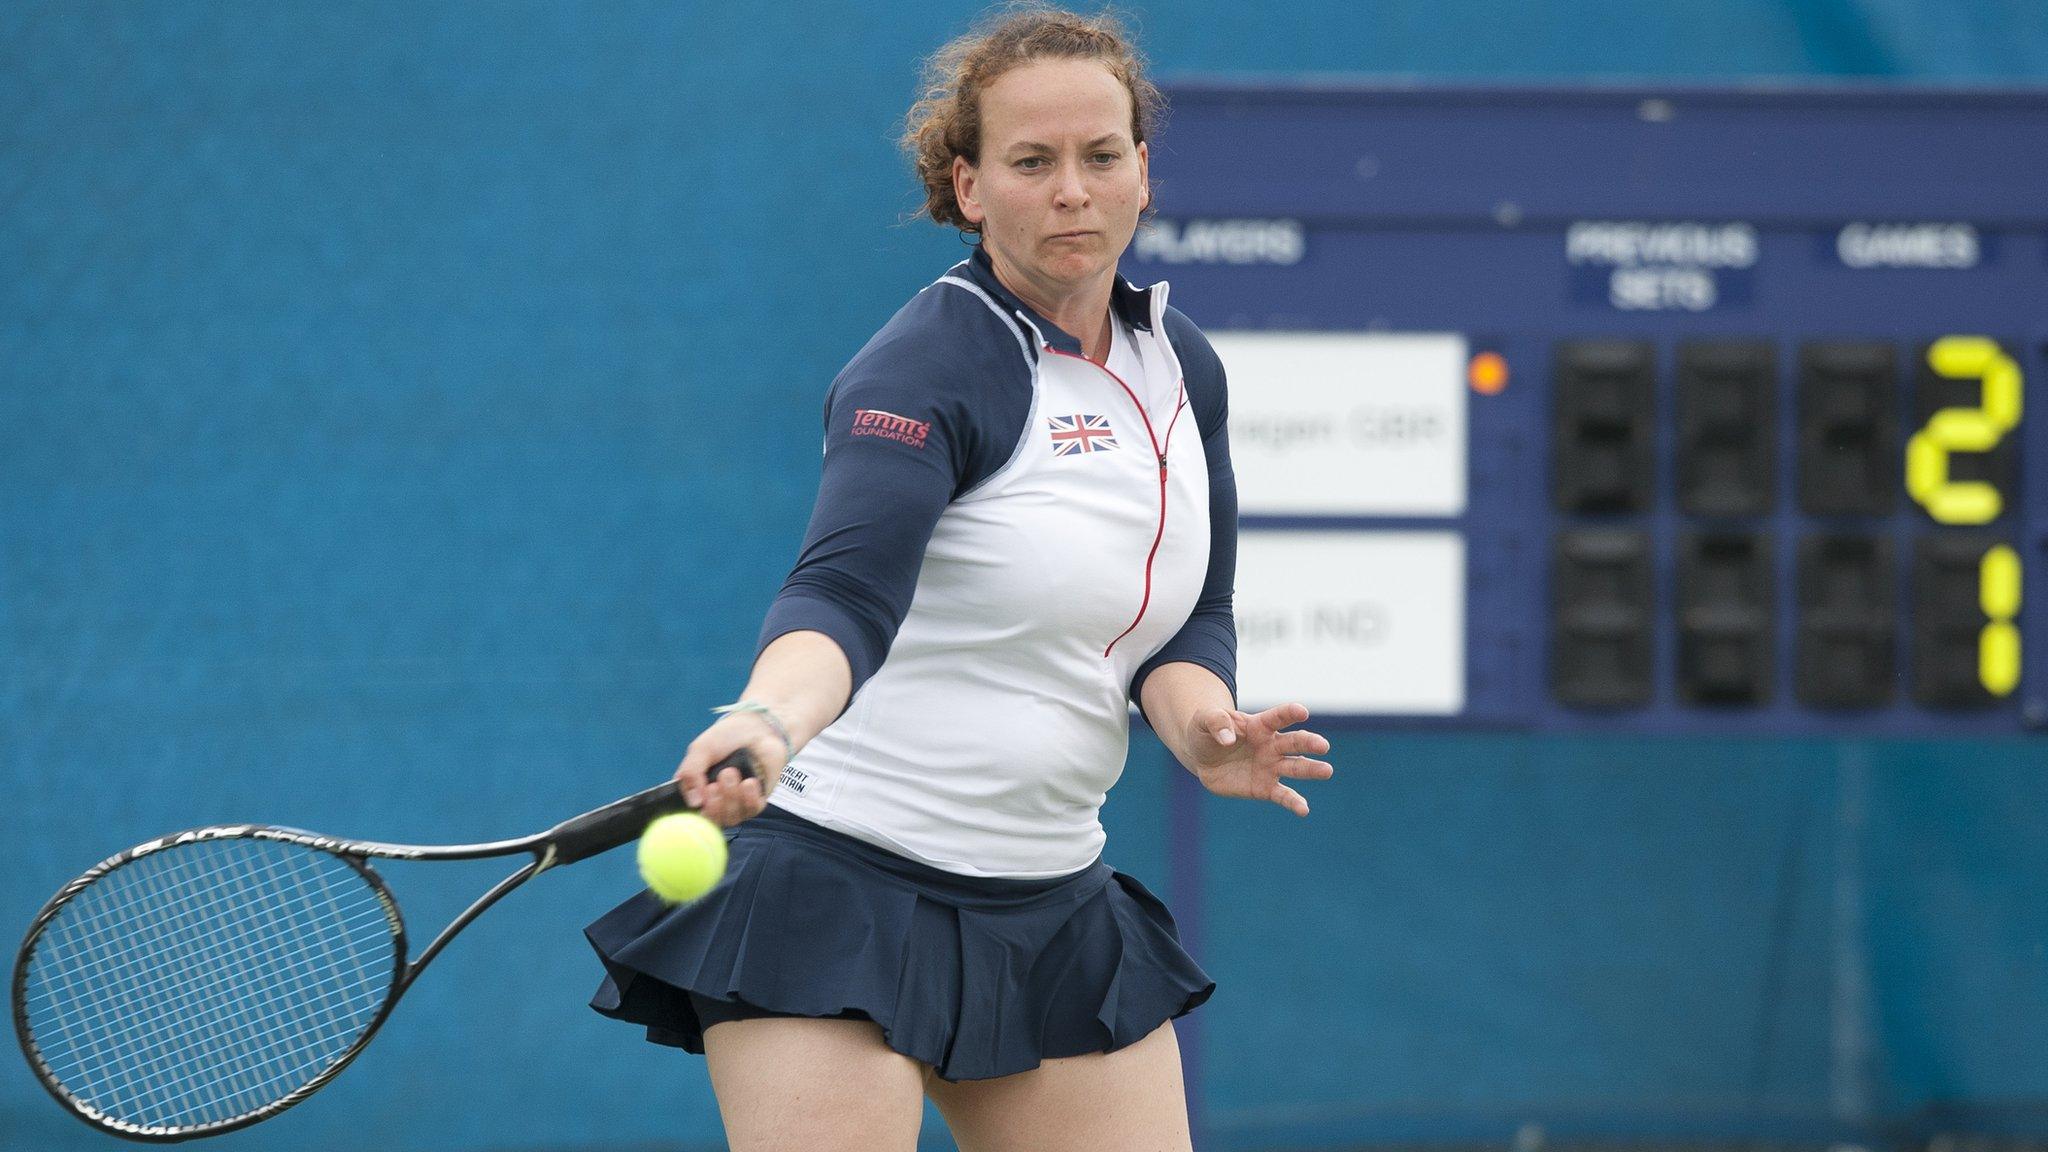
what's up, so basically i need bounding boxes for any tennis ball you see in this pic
[637,812,728,904]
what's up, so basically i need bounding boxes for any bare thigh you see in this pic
[701,1016,930,1152]
[925,1021,1193,1152]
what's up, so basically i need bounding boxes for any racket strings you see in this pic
[33,841,395,1127]
[73,846,392,1122]
[21,837,400,1133]
[33,846,375,1124]
[69,849,383,1116]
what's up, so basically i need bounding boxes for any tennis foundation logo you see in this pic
[852,408,930,448]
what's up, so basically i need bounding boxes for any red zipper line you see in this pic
[1041,344,1186,657]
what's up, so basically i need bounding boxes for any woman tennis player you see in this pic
[586,7,1332,1149]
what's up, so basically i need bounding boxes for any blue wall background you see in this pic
[4,3,2045,1150]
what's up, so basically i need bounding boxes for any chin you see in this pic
[1042,253,1108,282]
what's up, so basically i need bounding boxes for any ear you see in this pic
[952,155,985,226]
[1136,140,1151,211]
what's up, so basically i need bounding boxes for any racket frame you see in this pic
[11,768,746,1143]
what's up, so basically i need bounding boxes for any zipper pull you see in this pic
[1158,452,1168,481]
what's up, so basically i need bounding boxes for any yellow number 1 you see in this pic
[1979,542,2022,698]
[1905,336,2023,525]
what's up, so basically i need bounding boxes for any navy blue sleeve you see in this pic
[757,291,1034,705]
[1131,306,1239,718]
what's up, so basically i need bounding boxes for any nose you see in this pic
[1052,160,1089,210]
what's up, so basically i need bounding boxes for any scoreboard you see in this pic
[1128,86,2048,733]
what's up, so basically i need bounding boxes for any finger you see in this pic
[1277,757,1334,780]
[707,780,743,828]
[675,747,712,807]
[718,767,747,820]
[1276,729,1332,757]
[1268,781,1309,817]
[711,792,740,828]
[676,735,740,806]
[1255,701,1310,730]
[719,769,763,820]
[747,760,776,803]
[720,766,753,811]
[1197,709,1240,747]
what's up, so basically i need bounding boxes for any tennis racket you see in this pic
[10,751,755,1143]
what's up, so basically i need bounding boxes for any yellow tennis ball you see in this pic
[636,812,728,904]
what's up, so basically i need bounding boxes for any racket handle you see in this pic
[549,750,757,866]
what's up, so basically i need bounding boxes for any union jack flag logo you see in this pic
[1048,413,1119,456]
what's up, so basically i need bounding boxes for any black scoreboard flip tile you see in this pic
[1551,530,1654,708]
[1797,341,1899,517]
[1676,532,1773,706]
[1677,341,1776,518]
[1795,535,1897,709]
[1553,341,1656,514]
[1141,86,2045,734]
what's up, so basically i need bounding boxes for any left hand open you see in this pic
[1183,701,1333,816]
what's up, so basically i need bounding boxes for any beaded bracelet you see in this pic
[711,700,794,762]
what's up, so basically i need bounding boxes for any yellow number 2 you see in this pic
[1979,542,2022,698]
[1905,336,2023,525]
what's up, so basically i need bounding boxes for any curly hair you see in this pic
[902,4,1162,235]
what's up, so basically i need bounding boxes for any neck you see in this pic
[983,245,1115,363]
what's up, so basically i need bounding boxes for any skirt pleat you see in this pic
[584,805,1212,1082]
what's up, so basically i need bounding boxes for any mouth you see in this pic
[1048,230,1097,242]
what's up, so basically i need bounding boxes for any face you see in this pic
[953,58,1149,306]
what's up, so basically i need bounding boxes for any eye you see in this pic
[1091,151,1121,165]
[1015,156,1048,171]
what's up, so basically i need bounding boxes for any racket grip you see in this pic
[549,750,757,866]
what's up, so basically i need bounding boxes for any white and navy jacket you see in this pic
[757,247,1237,878]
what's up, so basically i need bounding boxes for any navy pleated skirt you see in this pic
[584,804,1214,1082]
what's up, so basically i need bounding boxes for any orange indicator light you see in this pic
[1469,351,1509,395]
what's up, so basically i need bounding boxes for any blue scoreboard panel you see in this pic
[1127,86,2048,734]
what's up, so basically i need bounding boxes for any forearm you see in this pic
[1139,660,1236,773]
[736,629,853,755]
